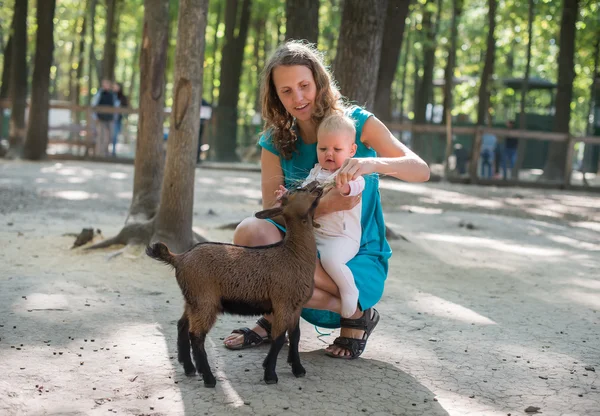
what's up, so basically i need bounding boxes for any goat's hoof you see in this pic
[183,364,196,376]
[203,376,217,388]
[292,365,306,378]
[264,374,278,385]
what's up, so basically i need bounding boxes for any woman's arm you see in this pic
[260,149,285,209]
[335,116,430,187]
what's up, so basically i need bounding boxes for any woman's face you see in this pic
[272,65,317,122]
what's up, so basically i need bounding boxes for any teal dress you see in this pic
[258,106,392,328]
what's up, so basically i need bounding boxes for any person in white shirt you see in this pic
[275,114,366,318]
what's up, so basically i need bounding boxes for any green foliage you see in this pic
[0,0,598,135]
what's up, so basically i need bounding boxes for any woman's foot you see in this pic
[325,308,380,359]
[223,317,271,350]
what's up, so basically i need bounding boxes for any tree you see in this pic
[285,0,319,44]
[476,0,497,126]
[22,0,57,160]
[211,0,251,162]
[442,0,463,124]
[542,0,579,181]
[413,0,441,158]
[373,0,411,121]
[0,35,12,143]
[89,0,172,250]
[88,0,98,104]
[152,0,210,253]
[102,0,121,81]
[512,0,534,179]
[6,0,28,159]
[333,0,387,109]
[75,6,88,106]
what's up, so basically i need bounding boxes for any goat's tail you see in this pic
[146,242,176,267]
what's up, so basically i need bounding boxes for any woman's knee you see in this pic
[233,217,282,247]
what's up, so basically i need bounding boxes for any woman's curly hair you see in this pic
[260,41,345,159]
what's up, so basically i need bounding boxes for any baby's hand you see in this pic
[274,185,288,200]
[338,182,352,196]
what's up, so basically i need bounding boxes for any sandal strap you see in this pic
[332,336,367,358]
[256,317,272,337]
[339,308,379,339]
[230,327,265,346]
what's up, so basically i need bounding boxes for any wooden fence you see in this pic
[2,100,600,189]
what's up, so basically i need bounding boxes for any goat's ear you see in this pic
[255,207,283,220]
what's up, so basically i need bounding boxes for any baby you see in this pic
[277,113,365,317]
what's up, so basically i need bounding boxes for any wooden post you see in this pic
[469,126,483,183]
[443,109,453,179]
[85,107,93,157]
[563,135,576,187]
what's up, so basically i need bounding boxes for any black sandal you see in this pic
[224,317,272,350]
[325,308,380,359]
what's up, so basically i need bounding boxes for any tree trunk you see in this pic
[413,1,433,126]
[373,0,411,121]
[581,35,599,183]
[128,38,140,100]
[253,16,264,114]
[153,0,209,253]
[512,0,534,179]
[212,0,252,162]
[476,0,497,126]
[88,0,98,104]
[75,14,87,106]
[542,0,579,181]
[22,0,57,160]
[127,0,170,222]
[285,0,319,44]
[399,21,412,120]
[209,0,223,104]
[442,0,463,125]
[87,0,172,252]
[0,35,12,141]
[7,0,28,159]
[333,0,387,110]
[413,0,440,158]
[102,0,120,82]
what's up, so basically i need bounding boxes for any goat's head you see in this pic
[255,181,323,222]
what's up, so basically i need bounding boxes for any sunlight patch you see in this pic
[421,233,565,257]
[48,190,99,201]
[109,172,128,180]
[207,337,245,407]
[409,292,496,325]
[562,289,600,309]
[563,277,600,290]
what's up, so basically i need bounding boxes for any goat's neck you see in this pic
[282,215,317,257]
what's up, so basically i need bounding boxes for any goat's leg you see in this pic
[189,332,216,388]
[262,315,288,384]
[188,310,218,388]
[286,317,305,378]
[177,312,196,376]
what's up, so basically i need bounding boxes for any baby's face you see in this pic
[317,131,356,171]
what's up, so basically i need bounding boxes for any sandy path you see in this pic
[1,160,599,416]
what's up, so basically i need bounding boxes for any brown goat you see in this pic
[146,181,323,387]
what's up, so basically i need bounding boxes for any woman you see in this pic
[223,41,430,358]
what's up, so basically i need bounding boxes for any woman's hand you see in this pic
[335,158,375,189]
[315,186,360,218]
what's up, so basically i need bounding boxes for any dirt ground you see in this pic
[1,160,599,416]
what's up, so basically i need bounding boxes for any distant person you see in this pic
[453,143,468,175]
[92,79,119,157]
[480,131,497,178]
[503,120,519,179]
[197,98,211,163]
[112,82,129,157]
